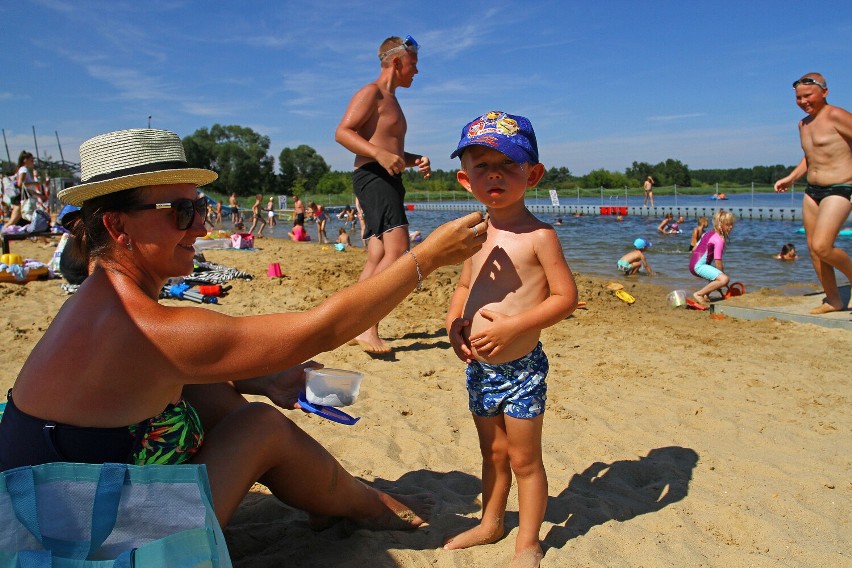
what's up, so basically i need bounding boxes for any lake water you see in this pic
[265,192,852,295]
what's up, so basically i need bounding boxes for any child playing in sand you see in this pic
[689,210,735,305]
[689,216,708,251]
[336,227,352,246]
[617,238,655,275]
[444,112,578,568]
[775,243,798,260]
[288,221,311,242]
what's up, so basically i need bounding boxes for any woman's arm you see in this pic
[150,212,488,384]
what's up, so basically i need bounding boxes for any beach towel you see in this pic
[184,260,253,286]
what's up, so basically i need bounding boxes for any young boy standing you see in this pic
[444,112,578,568]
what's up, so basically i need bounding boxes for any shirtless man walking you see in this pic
[293,194,305,227]
[775,73,852,314]
[335,35,431,353]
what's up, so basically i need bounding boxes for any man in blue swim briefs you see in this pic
[774,72,852,314]
[335,35,432,353]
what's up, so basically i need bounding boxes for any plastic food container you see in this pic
[305,368,364,407]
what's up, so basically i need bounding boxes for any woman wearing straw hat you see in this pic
[0,128,488,529]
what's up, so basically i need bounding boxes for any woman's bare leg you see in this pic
[184,384,431,528]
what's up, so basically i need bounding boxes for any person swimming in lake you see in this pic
[775,243,798,261]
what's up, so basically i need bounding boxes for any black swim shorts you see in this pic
[805,183,852,205]
[352,162,408,239]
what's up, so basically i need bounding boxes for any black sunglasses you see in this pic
[126,197,208,230]
[793,77,827,89]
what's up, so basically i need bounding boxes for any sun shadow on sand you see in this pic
[225,469,482,566]
[398,328,446,341]
[541,446,698,551]
[224,448,697,564]
[394,340,452,353]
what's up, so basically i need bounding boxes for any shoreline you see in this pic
[0,237,849,566]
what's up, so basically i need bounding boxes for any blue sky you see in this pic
[3,0,851,176]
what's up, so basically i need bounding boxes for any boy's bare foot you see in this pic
[356,491,433,531]
[509,545,543,568]
[443,523,504,550]
[349,329,392,354]
[809,302,843,315]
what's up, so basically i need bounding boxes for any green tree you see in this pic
[582,168,630,189]
[182,125,276,197]
[545,166,573,186]
[316,171,352,195]
[654,158,691,186]
[278,145,330,193]
[625,161,655,184]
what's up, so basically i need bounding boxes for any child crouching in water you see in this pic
[617,238,654,275]
[444,112,578,568]
[689,210,735,305]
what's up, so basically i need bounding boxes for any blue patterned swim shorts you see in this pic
[466,342,548,419]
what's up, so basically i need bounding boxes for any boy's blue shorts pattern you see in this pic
[466,342,548,419]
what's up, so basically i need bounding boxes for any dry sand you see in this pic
[1,236,849,567]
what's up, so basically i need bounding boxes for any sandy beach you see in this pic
[1,235,849,567]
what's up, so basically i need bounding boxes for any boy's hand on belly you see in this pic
[469,309,514,359]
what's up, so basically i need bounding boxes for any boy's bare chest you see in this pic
[470,235,542,292]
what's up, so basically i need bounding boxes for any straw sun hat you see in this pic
[58,129,218,206]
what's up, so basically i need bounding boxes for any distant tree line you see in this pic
[179,123,797,197]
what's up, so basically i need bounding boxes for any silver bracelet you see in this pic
[405,250,423,292]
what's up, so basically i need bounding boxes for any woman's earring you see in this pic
[126,239,133,251]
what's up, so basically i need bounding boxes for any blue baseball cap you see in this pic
[450,111,539,164]
[634,238,651,249]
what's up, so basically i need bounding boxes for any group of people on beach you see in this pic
[0,30,850,568]
[616,72,852,314]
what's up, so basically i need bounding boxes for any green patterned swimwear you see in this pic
[129,398,205,465]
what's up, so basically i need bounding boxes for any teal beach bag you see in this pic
[0,462,231,567]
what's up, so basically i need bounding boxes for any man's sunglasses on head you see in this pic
[793,77,827,89]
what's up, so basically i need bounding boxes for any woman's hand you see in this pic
[414,211,488,270]
[234,361,323,410]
